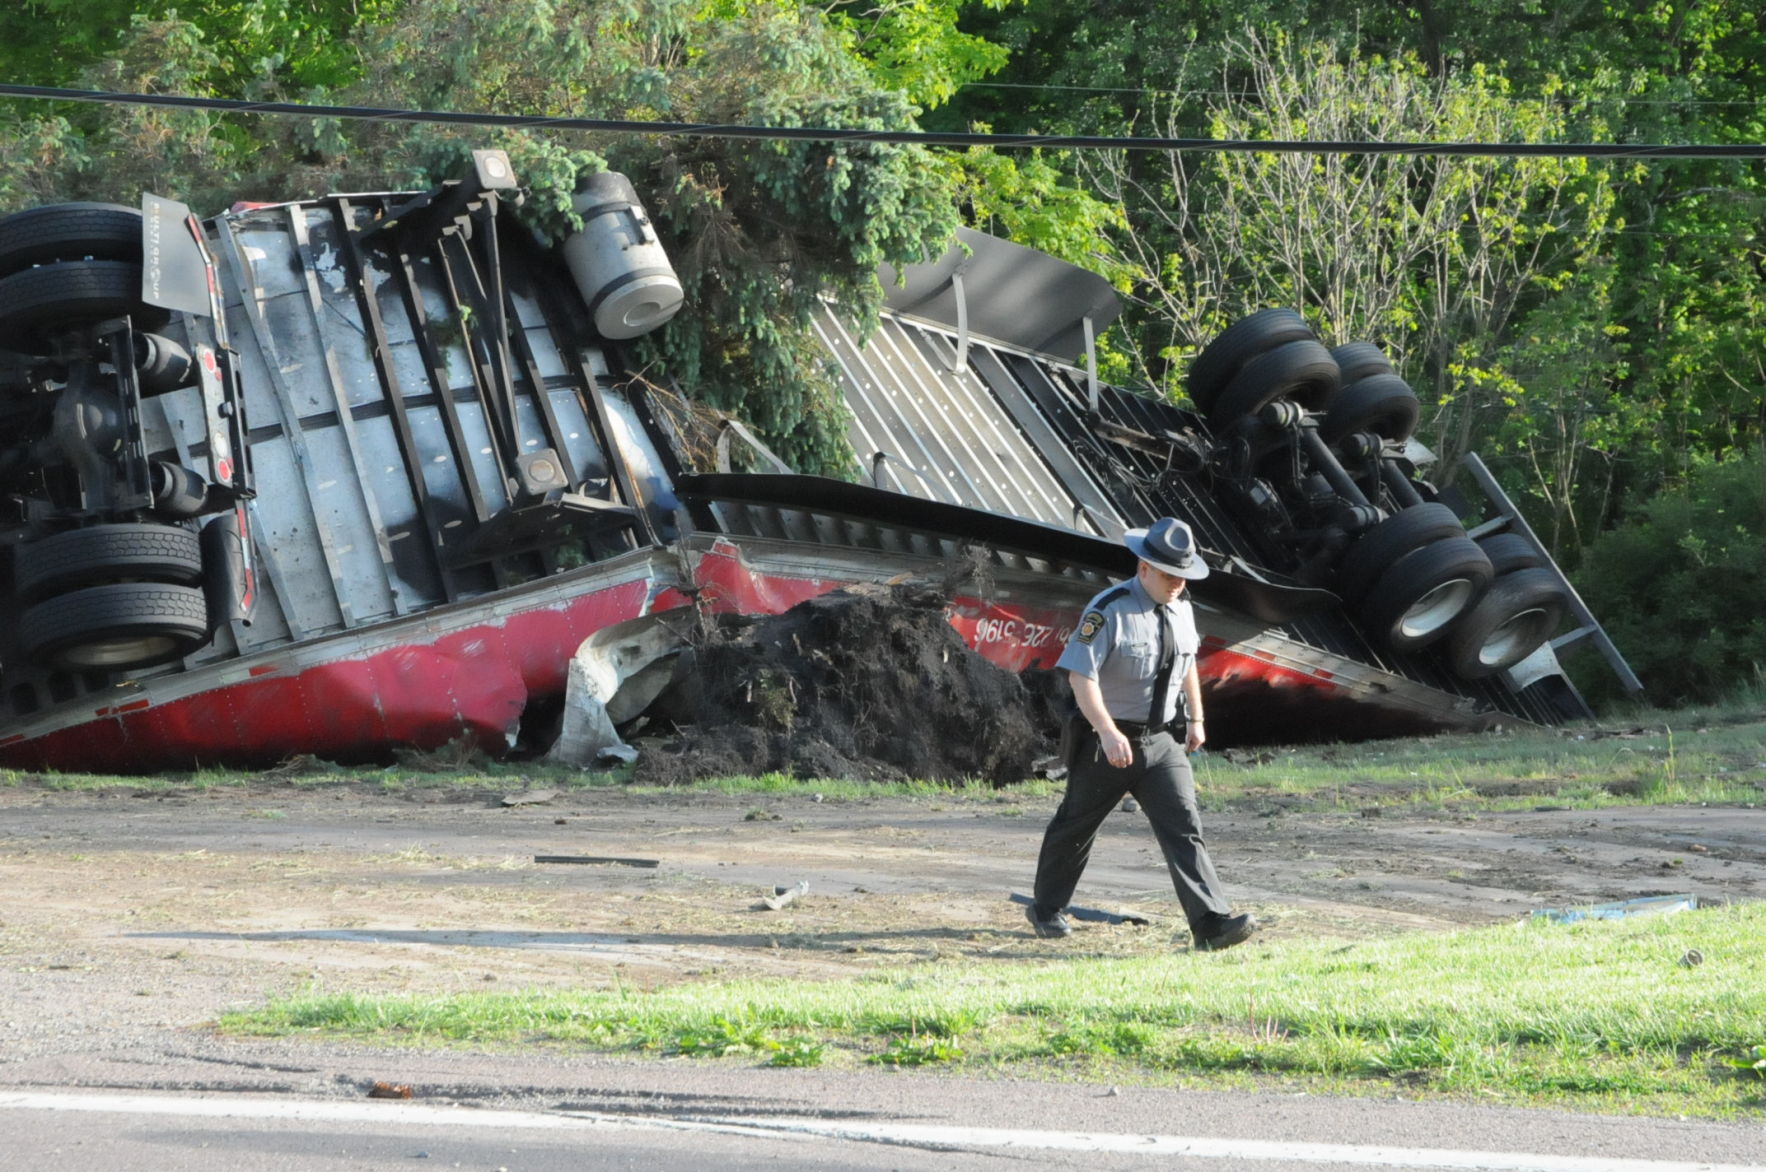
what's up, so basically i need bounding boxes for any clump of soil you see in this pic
[631,583,1056,786]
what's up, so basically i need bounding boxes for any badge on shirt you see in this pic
[1076,610,1106,645]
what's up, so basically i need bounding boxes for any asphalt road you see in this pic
[2,784,1764,1170]
[4,1042,1765,1171]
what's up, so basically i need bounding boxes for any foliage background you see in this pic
[1,0,1761,704]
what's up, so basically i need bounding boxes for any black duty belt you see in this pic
[1113,719,1173,738]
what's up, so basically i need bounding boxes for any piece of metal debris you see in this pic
[533,854,659,868]
[1679,949,1704,968]
[762,880,809,911]
[1008,892,1151,926]
[1532,893,1699,924]
[502,788,559,807]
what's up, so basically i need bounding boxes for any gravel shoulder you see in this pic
[2,782,1763,1096]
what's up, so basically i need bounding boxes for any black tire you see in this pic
[1475,532,1546,576]
[18,581,210,671]
[1187,308,1314,413]
[0,259,171,354]
[1207,338,1341,429]
[1358,536,1494,653]
[1336,502,1465,600]
[0,202,144,279]
[1329,341,1392,386]
[16,523,204,603]
[1318,373,1421,444]
[1443,567,1568,679]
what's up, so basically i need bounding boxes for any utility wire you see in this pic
[2,83,1765,160]
[960,80,1766,109]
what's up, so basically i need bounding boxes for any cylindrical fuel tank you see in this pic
[560,172,684,340]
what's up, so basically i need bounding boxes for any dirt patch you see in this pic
[630,583,1056,787]
[2,782,1764,1089]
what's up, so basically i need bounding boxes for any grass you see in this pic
[222,900,1766,1117]
[0,757,1065,803]
[1188,696,1766,816]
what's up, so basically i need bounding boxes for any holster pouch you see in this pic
[1059,713,1088,771]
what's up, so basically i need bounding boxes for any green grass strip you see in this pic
[224,901,1766,1114]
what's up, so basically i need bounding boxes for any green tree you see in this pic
[0,1,961,474]
[0,0,389,91]
[712,0,1019,110]
[951,1,1766,558]
[1081,36,1620,469]
[1572,445,1766,705]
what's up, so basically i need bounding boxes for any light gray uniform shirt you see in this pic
[1056,575,1200,725]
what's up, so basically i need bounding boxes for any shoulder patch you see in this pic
[1076,610,1107,645]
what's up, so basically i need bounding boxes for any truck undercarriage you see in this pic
[0,156,1636,772]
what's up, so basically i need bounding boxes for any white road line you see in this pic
[0,1091,1758,1172]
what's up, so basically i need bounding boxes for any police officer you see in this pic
[1026,517,1257,952]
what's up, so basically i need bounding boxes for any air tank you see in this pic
[560,172,684,340]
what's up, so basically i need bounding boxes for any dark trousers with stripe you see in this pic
[1032,727,1232,932]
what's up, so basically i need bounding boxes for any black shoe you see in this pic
[1193,911,1257,952]
[1025,904,1072,939]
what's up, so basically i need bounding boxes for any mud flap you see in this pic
[200,508,255,631]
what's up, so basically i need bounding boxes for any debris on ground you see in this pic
[501,787,559,807]
[395,736,491,772]
[761,881,810,911]
[629,582,1061,786]
[1008,892,1151,926]
[260,754,334,780]
[1531,893,1699,923]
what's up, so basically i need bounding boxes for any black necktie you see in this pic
[1148,604,1175,726]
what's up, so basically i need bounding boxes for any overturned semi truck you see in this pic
[0,152,1636,772]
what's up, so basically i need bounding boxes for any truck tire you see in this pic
[1358,536,1494,653]
[1318,373,1420,444]
[1443,567,1567,678]
[1207,338,1341,430]
[1336,502,1464,600]
[1329,341,1392,386]
[0,202,144,278]
[17,523,204,604]
[1187,308,1314,413]
[18,581,210,671]
[1475,532,1546,576]
[0,260,171,354]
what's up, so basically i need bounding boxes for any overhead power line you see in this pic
[2,83,1764,160]
[961,80,1766,109]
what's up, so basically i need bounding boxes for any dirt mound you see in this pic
[631,583,1058,786]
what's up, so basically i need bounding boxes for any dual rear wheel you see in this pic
[15,523,211,671]
[1341,510,1568,673]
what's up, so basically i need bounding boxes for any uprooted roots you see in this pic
[629,582,1056,787]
